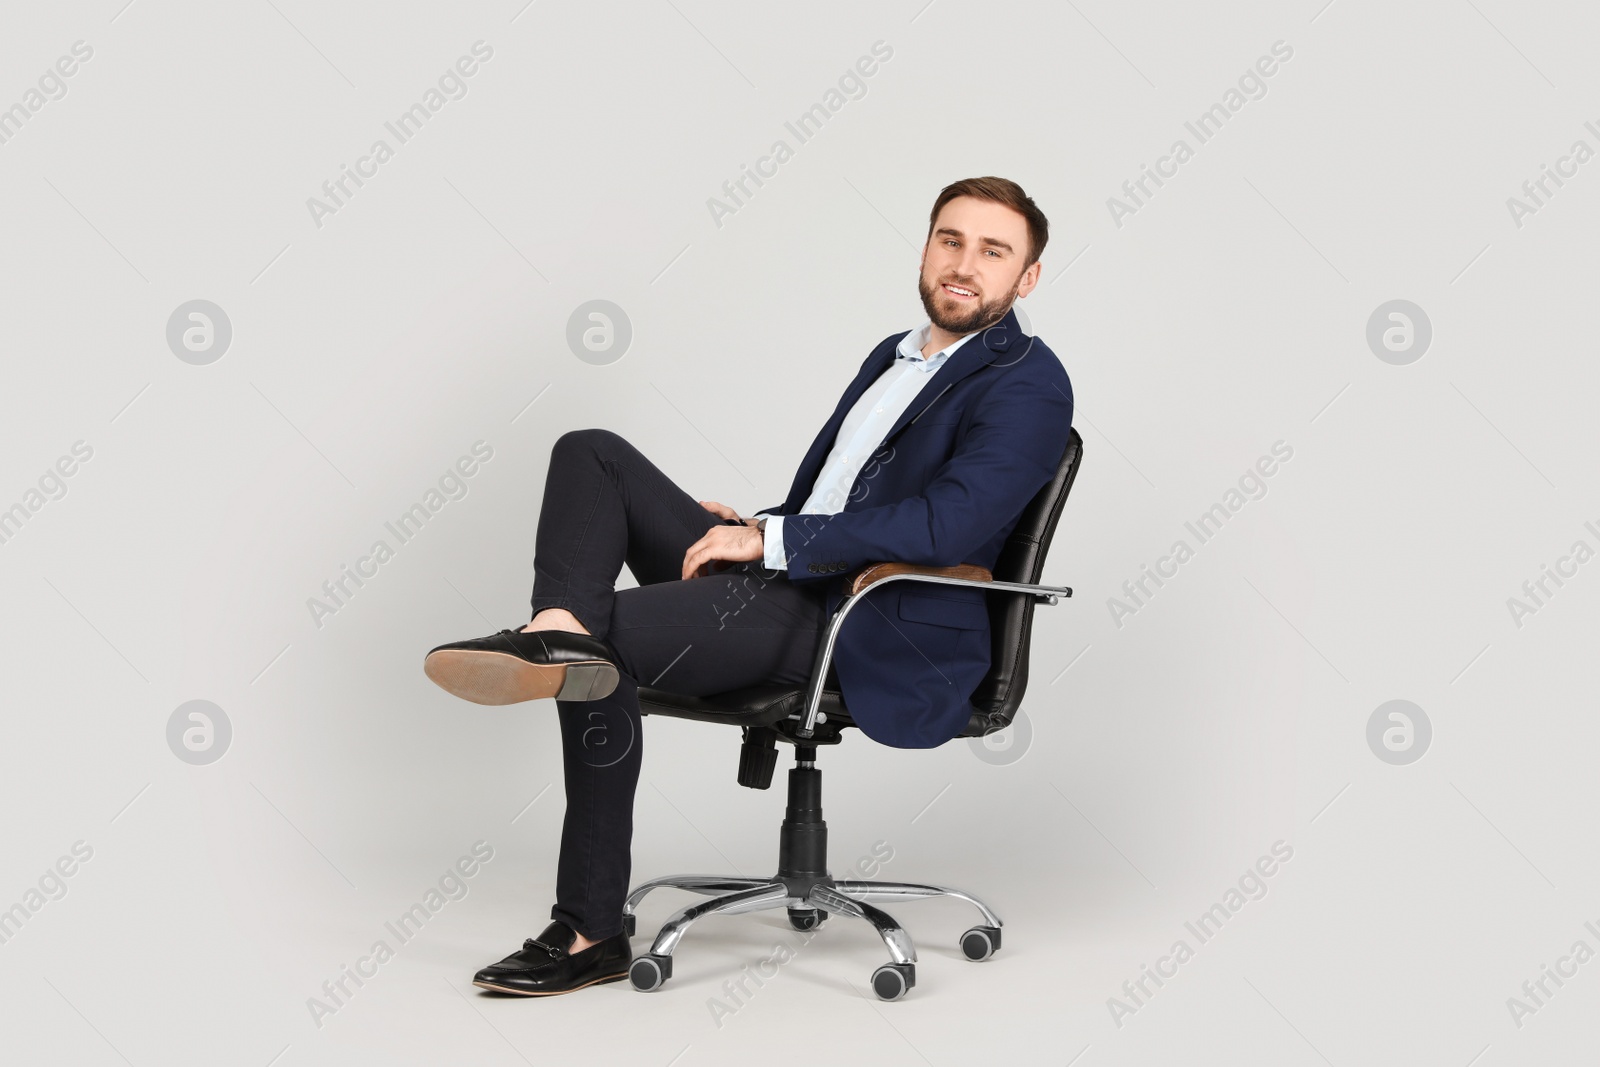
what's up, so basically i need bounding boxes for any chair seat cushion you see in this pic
[637,683,999,739]
[636,684,842,728]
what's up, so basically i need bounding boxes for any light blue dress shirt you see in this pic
[753,322,981,570]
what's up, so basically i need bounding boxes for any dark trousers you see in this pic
[529,428,830,940]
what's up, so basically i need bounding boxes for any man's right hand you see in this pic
[698,500,757,526]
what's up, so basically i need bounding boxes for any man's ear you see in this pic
[1016,259,1042,300]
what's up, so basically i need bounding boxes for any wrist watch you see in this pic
[754,517,768,534]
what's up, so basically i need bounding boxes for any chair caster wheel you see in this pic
[622,913,636,938]
[788,908,826,931]
[871,962,915,1001]
[960,926,1001,961]
[629,954,672,991]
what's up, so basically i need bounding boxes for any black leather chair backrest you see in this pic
[963,427,1084,734]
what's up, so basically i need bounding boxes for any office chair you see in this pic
[623,428,1083,1001]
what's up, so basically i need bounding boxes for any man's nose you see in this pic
[955,247,983,280]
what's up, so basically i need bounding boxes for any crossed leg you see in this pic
[521,429,830,941]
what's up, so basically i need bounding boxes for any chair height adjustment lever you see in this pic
[737,727,779,790]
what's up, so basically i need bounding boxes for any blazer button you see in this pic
[808,563,818,573]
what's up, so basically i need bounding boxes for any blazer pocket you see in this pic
[889,415,962,449]
[899,414,962,431]
[896,588,988,631]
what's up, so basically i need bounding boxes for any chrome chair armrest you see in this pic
[794,565,1072,739]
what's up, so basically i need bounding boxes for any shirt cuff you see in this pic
[756,514,786,570]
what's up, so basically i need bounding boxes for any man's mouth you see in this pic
[941,282,978,300]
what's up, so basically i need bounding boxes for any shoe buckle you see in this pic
[524,937,565,959]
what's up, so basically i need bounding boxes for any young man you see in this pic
[425,176,1074,996]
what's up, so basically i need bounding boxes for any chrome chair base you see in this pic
[621,874,1003,1001]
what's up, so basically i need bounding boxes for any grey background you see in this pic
[1,0,1596,1063]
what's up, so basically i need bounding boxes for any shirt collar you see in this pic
[894,322,980,373]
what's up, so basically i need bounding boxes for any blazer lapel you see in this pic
[782,306,1029,514]
[781,336,901,513]
[875,306,1024,444]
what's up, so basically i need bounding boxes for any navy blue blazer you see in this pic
[758,307,1074,749]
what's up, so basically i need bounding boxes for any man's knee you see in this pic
[552,427,628,463]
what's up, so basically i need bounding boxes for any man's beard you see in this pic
[918,269,1022,335]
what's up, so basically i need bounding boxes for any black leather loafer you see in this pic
[424,629,621,704]
[472,921,631,996]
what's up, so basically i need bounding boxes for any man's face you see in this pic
[918,195,1041,334]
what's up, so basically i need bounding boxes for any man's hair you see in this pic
[927,176,1049,269]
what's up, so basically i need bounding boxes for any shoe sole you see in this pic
[471,971,629,996]
[424,649,619,704]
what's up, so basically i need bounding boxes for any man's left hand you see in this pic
[682,523,765,579]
